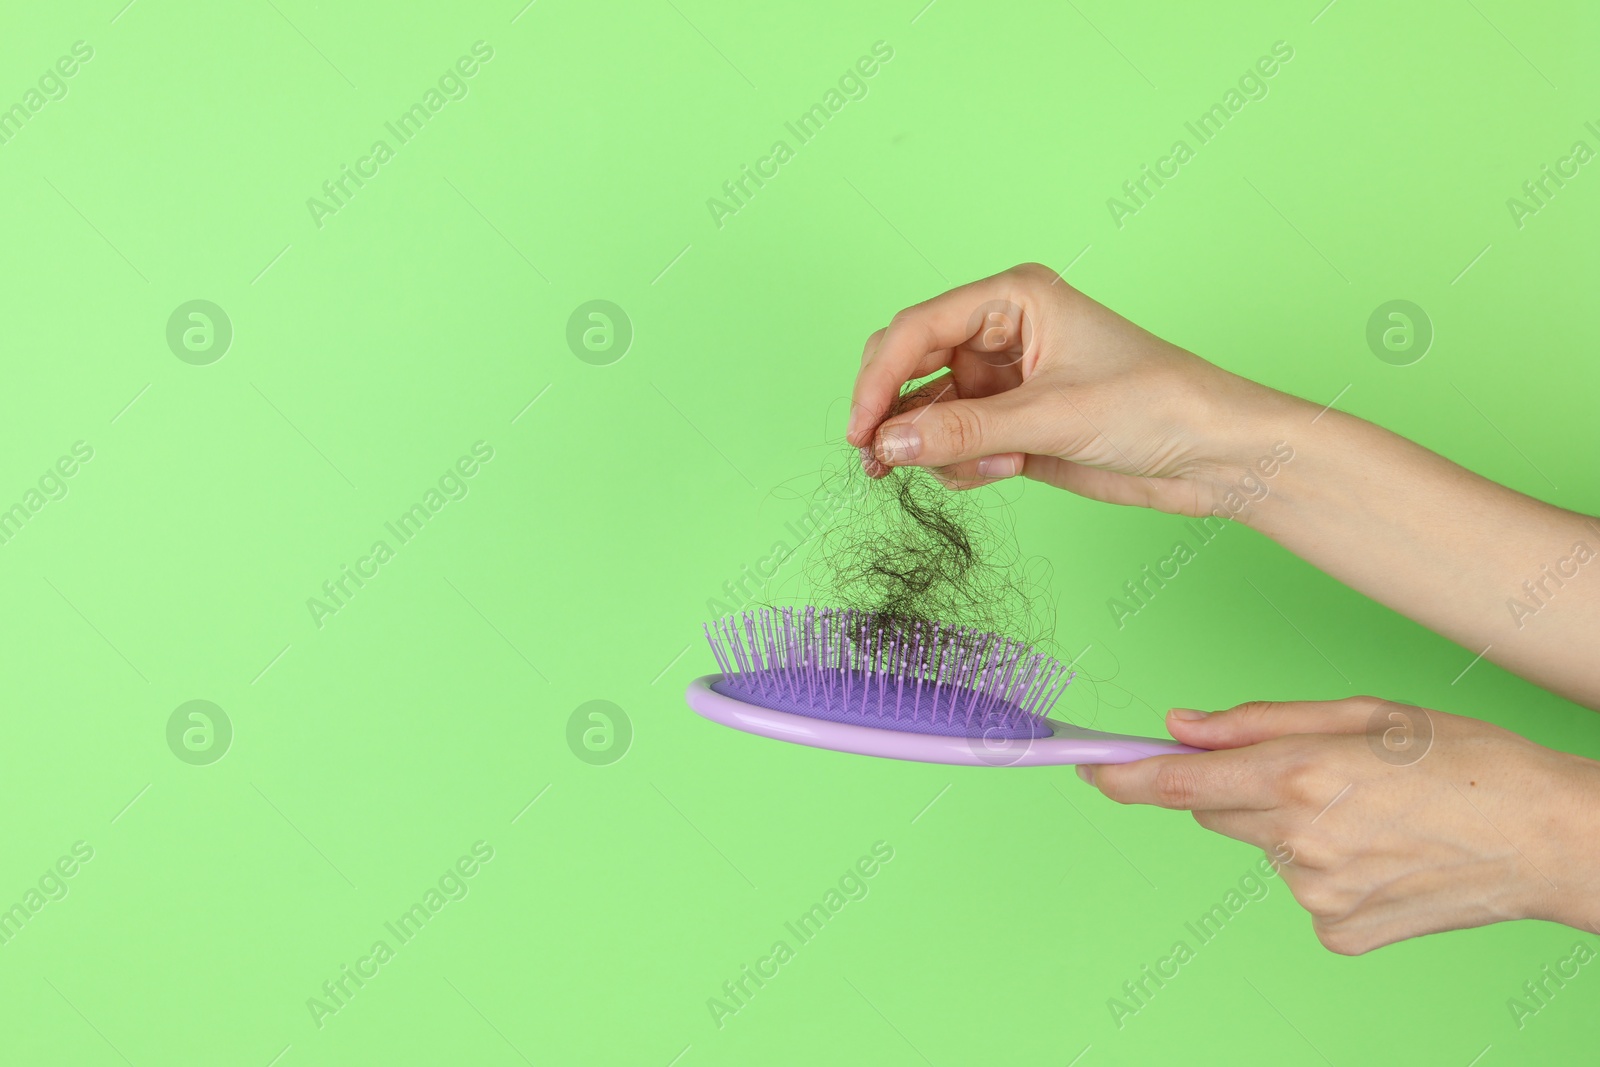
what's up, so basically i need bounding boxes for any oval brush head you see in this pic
[688,606,1202,766]
[703,606,1067,739]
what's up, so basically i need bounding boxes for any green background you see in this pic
[2,0,1597,1063]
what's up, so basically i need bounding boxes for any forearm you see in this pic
[1226,392,1600,708]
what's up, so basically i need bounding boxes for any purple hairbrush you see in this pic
[685,607,1199,766]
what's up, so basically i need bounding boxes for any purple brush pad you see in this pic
[710,671,1053,739]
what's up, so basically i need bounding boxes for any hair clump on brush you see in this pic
[698,382,1063,728]
[803,382,1054,654]
[812,462,1045,646]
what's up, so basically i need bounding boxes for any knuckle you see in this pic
[932,405,983,457]
[1292,882,1341,922]
[1280,758,1328,806]
[1231,700,1277,722]
[1291,875,1357,926]
[1217,701,1277,734]
[1150,761,1201,809]
[859,328,888,368]
[1348,694,1388,716]
[1313,921,1372,956]
[1006,262,1064,300]
[886,309,922,341]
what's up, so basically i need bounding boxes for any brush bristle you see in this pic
[702,606,1072,739]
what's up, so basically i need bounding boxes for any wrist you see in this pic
[1172,366,1317,525]
[1529,753,1600,930]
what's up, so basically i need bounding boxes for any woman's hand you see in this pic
[1076,697,1600,953]
[846,262,1300,514]
[849,265,1600,707]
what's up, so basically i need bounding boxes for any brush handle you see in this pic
[686,675,1203,766]
[1041,723,1205,763]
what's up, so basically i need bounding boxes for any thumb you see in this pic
[871,387,1044,470]
[1165,698,1378,750]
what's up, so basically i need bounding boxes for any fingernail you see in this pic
[977,455,1019,479]
[1169,708,1207,721]
[875,424,921,465]
[1075,764,1094,784]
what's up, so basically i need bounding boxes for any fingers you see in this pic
[892,372,961,415]
[870,386,1049,470]
[1021,456,1210,515]
[860,368,1032,485]
[847,266,1049,447]
[1078,748,1288,811]
[1164,698,1383,751]
[930,450,1187,494]
[927,453,1028,490]
[858,371,962,480]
